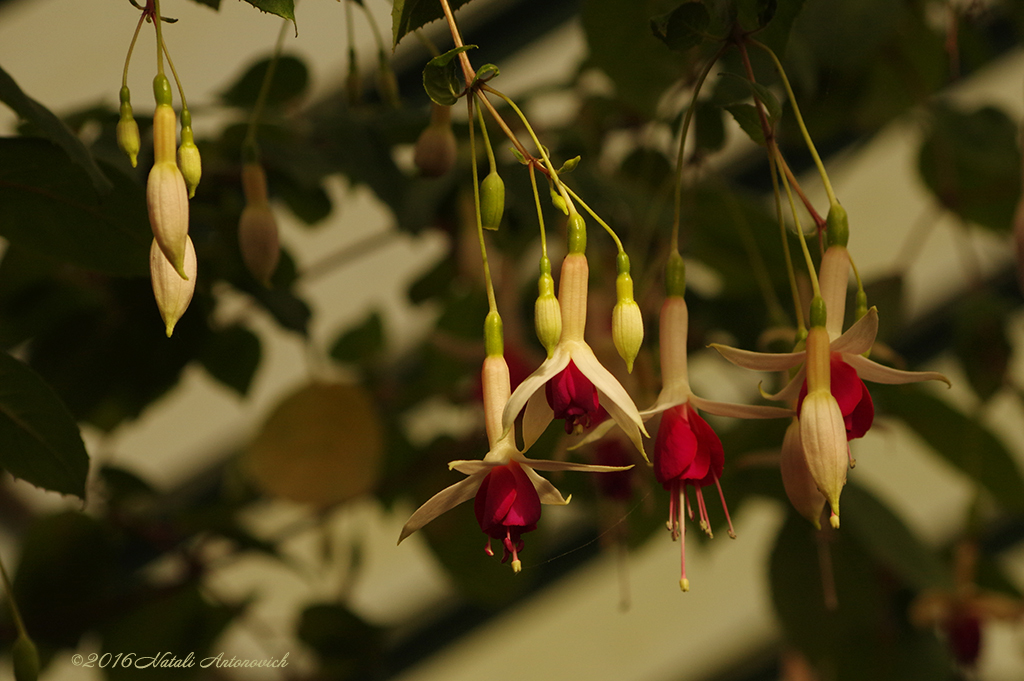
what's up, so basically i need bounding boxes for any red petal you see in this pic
[686,409,724,484]
[654,404,698,486]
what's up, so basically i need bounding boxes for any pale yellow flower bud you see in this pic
[558,252,589,342]
[779,419,826,529]
[117,114,140,168]
[535,289,562,356]
[177,121,201,199]
[150,236,197,337]
[147,160,190,279]
[612,269,643,373]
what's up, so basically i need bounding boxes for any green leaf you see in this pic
[842,484,952,591]
[877,385,1024,511]
[694,100,726,153]
[918,104,1021,233]
[0,63,112,193]
[243,0,295,24]
[200,325,261,396]
[0,350,89,498]
[722,72,783,122]
[330,311,385,365]
[725,103,766,145]
[221,55,308,108]
[423,46,475,106]
[0,138,151,276]
[392,0,473,47]
[951,292,1012,402]
[297,603,383,671]
[756,0,806,55]
[472,63,500,86]
[650,1,711,53]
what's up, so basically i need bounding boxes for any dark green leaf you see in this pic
[200,325,261,396]
[221,55,309,108]
[842,484,953,591]
[392,0,472,47]
[422,46,475,106]
[952,293,1012,402]
[408,254,455,304]
[756,0,806,55]
[694,100,726,153]
[877,385,1024,511]
[473,63,500,86]
[242,0,295,24]
[330,311,385,365]
[0,351,89,498]
[651,1,711,53]
[0,138,150,276]
[722,72,783,121]
[248,286,311,336]
[725,103,766,145]
[274,176,332,225]
[918,104,1021,233]
[0,64,112,193]
[297,603,383,665]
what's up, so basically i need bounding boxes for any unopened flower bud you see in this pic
[177,109,201,198]
[567,211,586,254]
[239,163,280,286]
[150,236,197,337]
[612,253,643,373]
[414,104,456,177]
[116,86,139,167]
[480,169,505,230]
[550,186,568,215]
[535,256,562,354]
[779,419,825,529]
[147,158,190,279]
[12,633,38,681]
[826,202,849,248]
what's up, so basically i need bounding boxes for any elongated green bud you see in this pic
[484,310,503,357]
[535,256,561,355]
[480,170,505,230]
[550,186,568,215]
[665,251,686,297]
[153,74,172,107]
[826,203,849,248]
[177,110,201,199]
[567,211,586,254]
[12,633,39,681]
[809,295,827,329]
[612,256,643,373]
[117,86,140,167]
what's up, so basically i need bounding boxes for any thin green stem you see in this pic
[563,185,624,254]
[671,43,727,254]
[152,0,165,75]
[122,10,147,88]
[468,96,497,314]
[244,19,290,153]
[776,146,820,298]
[357,1,387,59]
[475,94,497,174]
[848,252,864,291]
[475,91,531,164]
[751,39,838,207]
[161,42,188,111]
[528,163,548,260]
[345,0,357,70]
[0,555,26,637]
[769,151,805,333]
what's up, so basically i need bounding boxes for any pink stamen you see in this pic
[714,476,737,539]
[678,487,689,592]
[696,487,713,538]
[668,483,679,539]
[484,539,494,557]
[684,487,694,521]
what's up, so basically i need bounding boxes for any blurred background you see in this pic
[1,0,1024,679]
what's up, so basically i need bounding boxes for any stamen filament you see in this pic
[714,477,736,539]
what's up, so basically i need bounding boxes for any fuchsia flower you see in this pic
[797,353,874,440]
[399,354,631,572]
[503,252,648,456]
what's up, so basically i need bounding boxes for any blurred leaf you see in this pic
[99,465,156,507]
[0,64,111,193]
[246,284,311,336]
[330,311,385,365]
[392,0,472,46]
[918,104,1021,233]
[243,0,295,24]
[694,100,726,153]
[437,288,489,339]
[101,585,237,681]
[842,484,953,591]
[422,46,475,106]
[408,254,456,304]
[582,0,687,115]
[0,350,89,498]
[275,177,332,225]
[725,103,766,145]
[722,72,782,121]
[200,325,261,396]
[861,274,903,344]
[0,138,150,276]
[297,603,383,677]
[951,293,1012,402]
[756,0,806,55]
[650,1,711,53]
[221,55,308,108]
[877,385,1024,511]
[244,382,384,508]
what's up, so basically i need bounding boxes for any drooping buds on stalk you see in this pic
[150,236,197,337]
[414,103,457,177]
[177,108,201,198]
[116,86,140,168]
[779,418,826,529]
[535,255,562,356]
[612,252,643,373]
[239,162,280,286]
[147,75,189,279]
[480,169,505,230]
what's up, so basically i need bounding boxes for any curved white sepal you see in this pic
[501,347,570,436]
[522,391,554,451]
[689,394,794,419]
[523,466,570,505]
[842,353,951,387]
[830,308,878,356]
[710,343,806,372]
[398,473,486,544]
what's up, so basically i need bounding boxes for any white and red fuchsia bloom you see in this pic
[399,353,631,572]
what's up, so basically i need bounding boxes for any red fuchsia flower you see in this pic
[399,354,632,572]
[796,353,874,440]
[503,251,648,457]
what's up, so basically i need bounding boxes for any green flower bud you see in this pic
[567,211,586,254]
[414,104,456,178]
[550,186,568,215]
[809,295,827,329]
[150,236,197,337]
[665,251,686,297]
[612,257,643,372]
[117,87,139,167]
[826,203,849,248]
[484,310,503,357]
[534,256,561,355]
[12,633,39,681]
[177,113,201,199]
[480,170,505,230]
